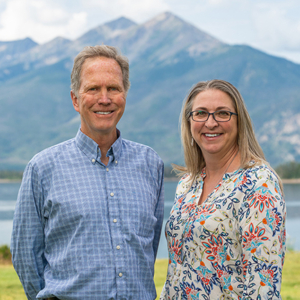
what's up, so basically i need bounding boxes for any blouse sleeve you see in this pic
[238,168,286,299]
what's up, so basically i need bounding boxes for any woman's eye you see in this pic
[219,111,230,116]
[197,111,207,116]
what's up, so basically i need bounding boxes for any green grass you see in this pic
[1,252,299,300]
[0,265,27,300]
[154,259,169,299]
[281,251,300,300]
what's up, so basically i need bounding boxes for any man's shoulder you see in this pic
[121,138,163,162]
[29,138,76,168]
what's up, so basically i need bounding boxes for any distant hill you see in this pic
[1,12,300,170]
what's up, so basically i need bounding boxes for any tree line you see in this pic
[275,161,300,179]
[0,170,23,180]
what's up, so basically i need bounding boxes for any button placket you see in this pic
[105,158,125,286]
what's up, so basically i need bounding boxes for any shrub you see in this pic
[0,245,11,262]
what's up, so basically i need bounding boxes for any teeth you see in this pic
[95,111,111,115]
[205,133,220,137]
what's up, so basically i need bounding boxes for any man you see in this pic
[11,45,164,300]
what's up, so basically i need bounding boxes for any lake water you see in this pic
[1,181,299,258]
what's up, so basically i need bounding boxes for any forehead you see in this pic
[80,56,123,81]
[192,89,235,110]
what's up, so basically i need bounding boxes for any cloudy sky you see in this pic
[0,0,300,63]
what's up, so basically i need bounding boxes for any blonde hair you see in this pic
[174,79,283,191]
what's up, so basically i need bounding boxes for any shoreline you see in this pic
[281,178,300,184]
[0,179,22,183]
[164,177,180,182]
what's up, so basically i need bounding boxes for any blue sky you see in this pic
[0,0,300,63]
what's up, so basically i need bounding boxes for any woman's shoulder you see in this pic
[240,162,282,195]
[243,162,279,182]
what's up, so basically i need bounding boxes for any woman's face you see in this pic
[190,89,238,158]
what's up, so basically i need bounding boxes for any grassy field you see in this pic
[1,252,299,300]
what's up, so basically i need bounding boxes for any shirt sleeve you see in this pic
[10,162,47,300]
[152,161,164,259]
[238,172,286,299]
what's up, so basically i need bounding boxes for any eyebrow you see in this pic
[193,106,232,111]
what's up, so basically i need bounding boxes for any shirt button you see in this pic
[91,159,96,163]
[113,219,117,223]
[116,245,120,250]
[110,192,114,197]
[106,168,109,172]
[119,273,123,277]
[115,160,118,164]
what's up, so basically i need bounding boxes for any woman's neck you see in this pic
[204,146,240,178]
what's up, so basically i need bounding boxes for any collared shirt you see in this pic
[11,129,164,300]
[161,163,286,299]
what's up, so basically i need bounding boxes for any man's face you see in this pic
[71,57,126,143]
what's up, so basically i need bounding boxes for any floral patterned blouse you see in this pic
[160,163,286,300]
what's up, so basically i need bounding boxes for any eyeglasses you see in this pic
[189,110,238,122]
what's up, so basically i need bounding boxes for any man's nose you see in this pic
[97,89,111,104]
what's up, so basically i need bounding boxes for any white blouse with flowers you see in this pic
[160,163,286,300]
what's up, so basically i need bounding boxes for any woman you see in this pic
[160,80,286,299]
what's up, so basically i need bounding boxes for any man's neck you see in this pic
[97,133,118,165]
[80,128,118,165]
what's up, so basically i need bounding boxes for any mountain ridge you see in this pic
[0,12,300,170]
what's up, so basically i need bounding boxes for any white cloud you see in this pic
[0,0,88,43]
[251,2,300,51]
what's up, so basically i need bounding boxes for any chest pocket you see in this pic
[119,186,158,238]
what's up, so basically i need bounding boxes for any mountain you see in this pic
[77,17,137,45]
[1,12,300,170]
[0,37,37,64]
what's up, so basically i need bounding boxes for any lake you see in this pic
[1,181,299,258]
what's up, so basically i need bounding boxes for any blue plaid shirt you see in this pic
[11,129,164,300]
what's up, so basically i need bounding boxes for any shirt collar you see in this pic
[75,129,122,164]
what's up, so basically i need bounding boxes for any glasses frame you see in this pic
[189,110,238,122]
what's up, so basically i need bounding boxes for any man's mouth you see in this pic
[95,111,113,115]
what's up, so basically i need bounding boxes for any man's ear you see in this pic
[71,91,80,113]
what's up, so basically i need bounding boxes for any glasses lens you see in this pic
[193,110,208,121]
[214,110,231,121]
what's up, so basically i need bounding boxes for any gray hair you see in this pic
[174,79,283,190]
[71,45,130,97]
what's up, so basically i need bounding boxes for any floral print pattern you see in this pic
[161,164,286,300]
